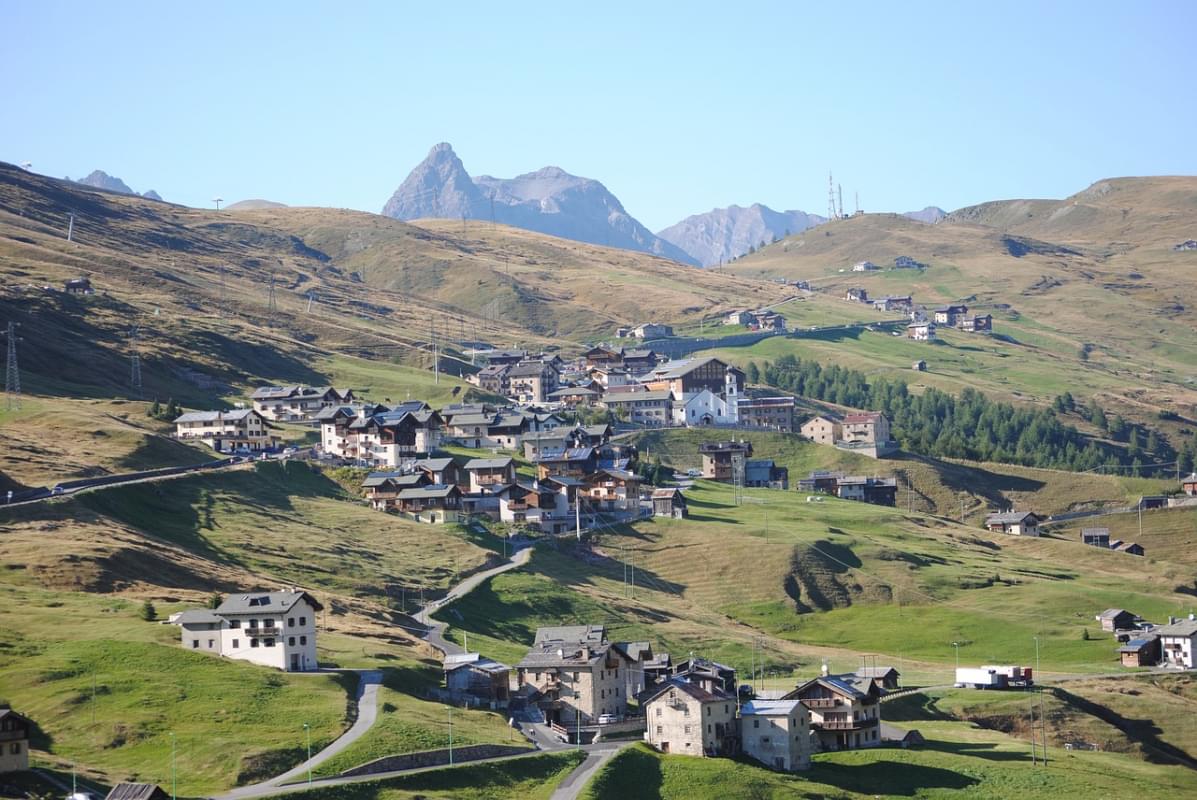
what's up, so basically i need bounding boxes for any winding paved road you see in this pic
[212,545,537,799]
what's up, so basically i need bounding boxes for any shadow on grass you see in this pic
[814,756,980,795]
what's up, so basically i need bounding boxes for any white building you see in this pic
[172,590,322,672]
[673,389,730,426]
[174,409,273,452]
[1158,618,1197,669]
[740,699,812,771]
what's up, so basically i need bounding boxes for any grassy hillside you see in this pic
[0,461,497,605]
[0,397,211,488]
[723,181,1197,436]
[278,752,584,800]
[0,585,354,796]
[582,736,1197,799]
[436,479,1193,686]
[630,428,1169,520]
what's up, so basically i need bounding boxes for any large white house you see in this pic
[1158,618,1197,669]
[172,589,322,672]
[174,409,274,452]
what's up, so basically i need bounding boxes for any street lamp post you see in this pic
[303,723,312,786]
[448,707,455,765]
[169,732,176,800]
[1033,636,1040,680]
[952,642,960,673]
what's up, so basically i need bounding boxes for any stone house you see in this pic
[0,708,31,773]
[644,678,738,758]
[740,699,811,771]
[515,626,629,725]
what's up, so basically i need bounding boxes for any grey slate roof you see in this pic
[645,677,730,705]
[175,409,257,423]
[1157,619,1197,637]
[396,484,460,500]
[172,609,224,625]
[216,590,322,615]
[463,457,513,470]
[985,511,1039,525]
[534,625,606,645]
[741,699,805,716]
[451,413,499,427]
[105,784,169,800]
[414,457,456,472]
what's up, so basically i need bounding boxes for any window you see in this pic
[754,719,760,728]
[300,635,307,645]
[229,619,240,629]
[707,724,711,733]
[289,637,296,646]
[656,708,662,717]
[249,619,258,629]
[288,617,295,627]
[601,689,605,699]
[706,706,710,716]
[300,617,307,626]
[251,639,259,648]
[265,638,275,647]
[11,742,21,755]
[232,639,240,648]
[192,640,199,649]
[684,724,691,735]
[655,725,662,734]
[207,639,214,648]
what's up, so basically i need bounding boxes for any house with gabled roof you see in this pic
[462,456,516,492]
[933,304,968,326]
[171,589,322,672]
[250,385,354,422]
[740,699,811,771]
[362,471,428,511]
[515,625,630,726]
[644,678,738,758]
[985,511,1041,537]
[1158,618,1197,669]
[394,484,462,524]
[507,361,560,404]
[104,784,170,800]
[444,652,511,703]
[535,446,597,480]
[785,673,882,752]
[174,408,274,452]
[582,468,643,514]
[0,708,33,773]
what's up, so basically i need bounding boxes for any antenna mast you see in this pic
[827,172,837,220]
[837,184,844,219]
[855,192,861,215]
[4,322,21,411]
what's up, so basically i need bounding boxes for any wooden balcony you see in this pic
[804,697,840,709]
[245,627,280,638]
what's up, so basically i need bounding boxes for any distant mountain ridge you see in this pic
[657,204,826,267]
[381,143,697,265]
[902,206,946,224]
[71,169,162,201]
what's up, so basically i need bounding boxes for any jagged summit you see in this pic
[381,144,696,265]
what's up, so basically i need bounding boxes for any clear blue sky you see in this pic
[4,1,1194,230]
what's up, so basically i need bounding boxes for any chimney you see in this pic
[821,661,829,677]
[1169,616,1178,625]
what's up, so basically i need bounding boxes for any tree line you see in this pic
[748,355,1171,474]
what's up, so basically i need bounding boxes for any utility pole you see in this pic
[304,722,312,785]
[449,707,455,763]
[267,272,278,328]
[432,318,439,384]
[1030,700,1038,765]
[575,491,581,540]
[4,322,20,411]
[218,265,227,319]
[67,212,75,242]
[129,324,143,400]
[169,732,176,800]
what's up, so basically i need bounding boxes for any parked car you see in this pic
[686,468,702,478]
[51,485,65,496]
[597,713,619,725]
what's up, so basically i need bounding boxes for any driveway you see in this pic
[415,545,532,657]
[216,669,382,800]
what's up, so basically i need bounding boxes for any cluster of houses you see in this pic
[798,411,897,459]
[173,384,357,453]
[840,287,993,342]
[724,308,787,331]
[449,624,897,772]
[797,471,898,506]
[471,348,797,433]
[356,421,683,531]
[1096,609,1197,669]
[848,257,923,272]
[699,441,789,489]
[1080,527,1145,556]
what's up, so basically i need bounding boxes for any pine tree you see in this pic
[148,399,161,418]
[139,599,157,621]
[1089,402,1107,431]
[746,362,761,384]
